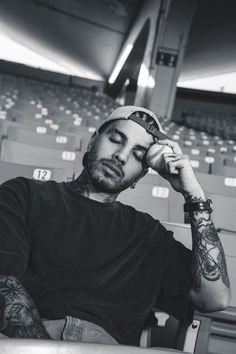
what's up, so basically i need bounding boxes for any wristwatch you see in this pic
[184,198,213,214]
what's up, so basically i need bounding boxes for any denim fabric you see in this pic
[0,317,118,345]
[56,316,118,344]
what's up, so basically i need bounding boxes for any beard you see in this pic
[85,150,136,193]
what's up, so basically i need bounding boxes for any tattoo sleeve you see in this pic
[186,197,230,293]
[0,275,51,339]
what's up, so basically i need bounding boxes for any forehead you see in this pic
[103,119,154,146]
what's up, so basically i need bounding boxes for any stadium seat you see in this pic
[182,146,208,157]
[0,139,83,180]
[118,181,184,223]
[189,157,210,174]
[0,120,56,138]
[196,172,236,198]
[0,160,67,184]
[141,312,204,353]
[204,192,236,233]
[224,157,236,168]
[118,192,170,221]
[7,126,77,151]
[211,163,236,178]
[141,169,162,185]
[57,127,93,150]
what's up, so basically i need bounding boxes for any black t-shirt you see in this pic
[0,177,193,345]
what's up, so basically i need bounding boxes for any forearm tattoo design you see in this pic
[0,275,50,339]
[187,198,230,293]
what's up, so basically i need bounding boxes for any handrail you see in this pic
[0,339,190,354]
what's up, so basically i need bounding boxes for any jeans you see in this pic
[0,316,119,345]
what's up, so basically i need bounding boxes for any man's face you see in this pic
[85,119,154,193]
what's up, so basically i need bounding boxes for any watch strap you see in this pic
[184,198,213,213]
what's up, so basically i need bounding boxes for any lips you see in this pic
[102,161,123,177]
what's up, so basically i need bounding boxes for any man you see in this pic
[0,105,231,346]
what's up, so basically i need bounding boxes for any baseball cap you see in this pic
[100,105,169,140]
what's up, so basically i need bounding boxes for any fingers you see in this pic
[157,139,183,155]
[162,153,190,174]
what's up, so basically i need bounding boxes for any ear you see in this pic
[139,167,149,181]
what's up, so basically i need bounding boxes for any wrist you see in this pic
[184,198,213,214]
[183,189,206,203]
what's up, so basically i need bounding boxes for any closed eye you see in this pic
[109,129,124,144]
[109,136,122,144]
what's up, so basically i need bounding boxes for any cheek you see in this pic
[92,140,111,158]
[94,139,116,157]
[123,159,143,180]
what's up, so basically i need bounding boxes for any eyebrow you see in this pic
[108,127,150,151]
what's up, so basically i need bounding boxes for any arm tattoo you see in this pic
[187,197,230,293]
[0,275,51,339]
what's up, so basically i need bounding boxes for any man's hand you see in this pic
[146,141,231,312]
[146,139,205,200]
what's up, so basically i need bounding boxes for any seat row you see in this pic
[1,73,236,233]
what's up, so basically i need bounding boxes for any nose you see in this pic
[113,148,129,165]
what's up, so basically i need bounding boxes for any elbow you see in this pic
[198,289,231,313]
[207,299,229,313]
[191,287,231,313]
[215,289,231,311]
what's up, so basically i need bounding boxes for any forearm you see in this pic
[151,140,231,310]
[0,275,51,339]
[185,193,231,311]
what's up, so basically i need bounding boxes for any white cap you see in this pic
[103,105,164,133]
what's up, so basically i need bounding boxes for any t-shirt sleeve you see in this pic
[156,227,194,325]
[0,177,31,281]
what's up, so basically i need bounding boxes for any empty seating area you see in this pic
[1,72,236,232]
[182,110,236,140]
[0,73,118,181]
[162,118,236,176]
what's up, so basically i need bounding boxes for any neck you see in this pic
[75,168,119,203]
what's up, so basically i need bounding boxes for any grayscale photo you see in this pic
[0,1,235,353]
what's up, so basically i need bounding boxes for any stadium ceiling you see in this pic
[179,0,236,82]
[0,0,235,86]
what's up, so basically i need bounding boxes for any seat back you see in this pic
[0,119,56,137]
[0,140,83,180]
[211,163,236,177]
[0,161,67,183]
[7,126,77,151]
[118,182,184,223]
[197,171,236,197]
